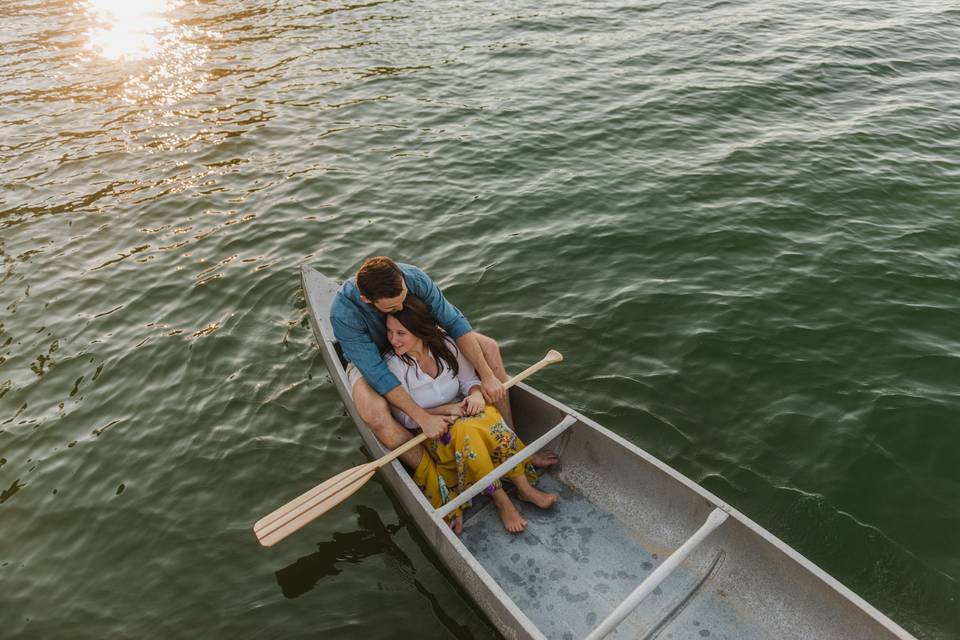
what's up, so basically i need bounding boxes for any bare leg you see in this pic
[491,488,527,533]
[352,378,424,470]
[512,473,558,509]
[475,333,514,427]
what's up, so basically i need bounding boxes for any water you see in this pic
[2,0,958,637]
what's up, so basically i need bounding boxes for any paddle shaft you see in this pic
[371,349,563,469]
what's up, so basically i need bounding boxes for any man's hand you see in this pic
[460,390,485,416]
[480,375,506,404]
[419,413,455,439]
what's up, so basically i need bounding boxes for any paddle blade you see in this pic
[545,349,563,364]
[254,462,377,547]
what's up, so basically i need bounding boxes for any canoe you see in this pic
[301,265,916,640]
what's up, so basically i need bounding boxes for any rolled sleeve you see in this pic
[403,265,473,339]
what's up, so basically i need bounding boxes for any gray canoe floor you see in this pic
[459,474,771,640]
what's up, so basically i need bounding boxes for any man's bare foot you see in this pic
[516,483,559,509]
[492,489,526,533]
[447,514,463,536]
[530,449,560,469]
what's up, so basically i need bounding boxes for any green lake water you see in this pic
[1,0,958,637]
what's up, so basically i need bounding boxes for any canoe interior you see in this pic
[301,266,910,640]
[466,386,902,640]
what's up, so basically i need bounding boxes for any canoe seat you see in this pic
[333,341,348,368]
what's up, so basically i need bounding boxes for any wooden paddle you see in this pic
[254,349,563,547]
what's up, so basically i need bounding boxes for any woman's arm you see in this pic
[452,339,482,394]
[426,402,464,417]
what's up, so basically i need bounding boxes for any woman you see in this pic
[385,295,558,534]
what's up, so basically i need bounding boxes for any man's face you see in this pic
[366,280,408,313]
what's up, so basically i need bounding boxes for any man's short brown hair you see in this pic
[357,256,404,301]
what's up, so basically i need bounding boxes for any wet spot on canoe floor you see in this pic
[586,612,597,626]
[700,630,711,637]
[549,568,565,580]
[642,561,653,570]
[499,566,525,586]
[576,527,594,560]
[558,586,589,603]
[510,553,520,563]
[594,582,610,594]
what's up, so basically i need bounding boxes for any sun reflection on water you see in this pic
[83,0,174,62]
[80,0,214,106]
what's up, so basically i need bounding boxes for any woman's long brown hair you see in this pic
[389,295,460,377]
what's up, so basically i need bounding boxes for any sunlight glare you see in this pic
[84,0,175,61]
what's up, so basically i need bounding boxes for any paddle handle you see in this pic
[373,349,563,470]
[503,349,562,388]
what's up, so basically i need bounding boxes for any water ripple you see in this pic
[2,0,959,638]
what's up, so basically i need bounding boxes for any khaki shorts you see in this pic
[346,362,364,392]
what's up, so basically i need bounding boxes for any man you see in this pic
[330,256,513,470]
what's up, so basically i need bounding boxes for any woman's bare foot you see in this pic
[530,449,560,469]
[447,514,463,536]
[516,483,559,509]
[512,472,558,509]
[491,489,527,533]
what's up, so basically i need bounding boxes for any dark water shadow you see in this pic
[274,495,481,639]
[274,504,408,598]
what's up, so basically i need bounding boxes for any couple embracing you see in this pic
[330,256,558,534]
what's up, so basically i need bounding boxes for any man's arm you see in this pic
[456,332,506,404]
[401,265,505,403]
[332,295,455,439]
[331,311,400,396]
[404,265,472,340]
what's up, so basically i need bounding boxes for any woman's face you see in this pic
[386,315,420,356]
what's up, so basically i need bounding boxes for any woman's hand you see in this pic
[460,389,485,416]
[428,403,464,419]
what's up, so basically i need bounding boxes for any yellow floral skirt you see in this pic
[412,406,537,521]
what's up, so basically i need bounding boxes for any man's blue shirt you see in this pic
[329,263,472,395]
